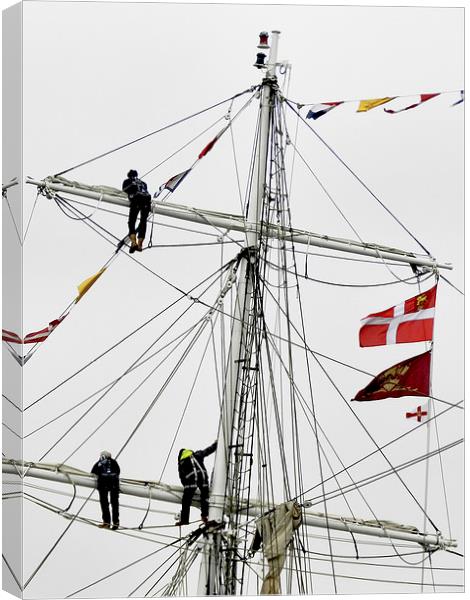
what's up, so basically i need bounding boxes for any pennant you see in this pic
[353,351,431,402]
[359,284,437,347]
[357,97,395,112]
[23,314,68,344]
[154,169,191,199]
[452,90,464,106]
[306,102,343,120]
[384,93,440,114]
[406,402,429,422]
[2,329,22,344]
[198,125,229,159]
[75,268,107,302]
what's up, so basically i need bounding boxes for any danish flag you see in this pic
[359,285,437,347]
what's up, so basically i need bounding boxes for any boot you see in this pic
[111,522,119,531]
[99,523,110,529]
[129,234,137,254]
[136,238,144,252]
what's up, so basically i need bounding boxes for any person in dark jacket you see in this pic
[176,441,217,526]
[91,450,120,530]
[122,169,151,253]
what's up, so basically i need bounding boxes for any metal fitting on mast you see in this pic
[254,30,281,81]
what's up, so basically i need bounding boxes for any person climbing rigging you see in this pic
[122,169,152,253]
[176,441,217,526]
[91,450,120,530]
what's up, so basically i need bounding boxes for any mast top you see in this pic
[253,30,281,78]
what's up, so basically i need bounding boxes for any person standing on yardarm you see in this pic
[122,169,151,253]
[176,441,217,526]
[91,451,120,530]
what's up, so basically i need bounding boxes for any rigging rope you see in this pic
[142,113,228,180]
[54,87,258,177]
[440,274,463,295]
[258,263,461,533]
[283,125,364,242]
[139,315,222,530]
[41,302,208,466]
[25,251,234,412]
[23,489,96,589]
[274,96,338,590]
[56,195,242,298]
[23,190,41,244]
[430,399,454,539]
[310,349,443,534]
[285,100,433,256]
[264,258,434,288]
[25,320,211,440]
[306,438,462,508]
[142,87,257,184]
[2,394,21,411]
[298,400,463,503]
[2,188,22,246]
[2,554,22,591]
[66,532,190,597]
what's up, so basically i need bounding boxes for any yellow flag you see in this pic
[357,97,395,112]
[75,267,106,302]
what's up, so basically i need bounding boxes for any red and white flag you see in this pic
[2,329,22,344]
[359,285,437,347]
[384,93,440,114]
[198,124,230,159]
[23,314,68,344]
[406,401,430,422]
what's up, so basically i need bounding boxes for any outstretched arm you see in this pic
[199,441,217,458]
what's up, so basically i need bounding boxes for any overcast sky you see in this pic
[1,1,465,598]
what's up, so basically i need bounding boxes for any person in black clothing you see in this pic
[91,451,120,530]
[122,169,151,253]
[176,441,217,526]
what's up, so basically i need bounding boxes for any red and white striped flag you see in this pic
[359,285,437,347]
[2,329,22,344]
[23,314,68,344]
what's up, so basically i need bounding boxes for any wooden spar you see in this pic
[2,459,457,549]
[25,177,452,271]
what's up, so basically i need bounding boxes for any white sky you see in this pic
[1,0,465,598]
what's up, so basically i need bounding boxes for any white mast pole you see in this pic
[197,31,280,596]
[208,29,279,522]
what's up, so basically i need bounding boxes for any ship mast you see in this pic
[13,29,459,596]
[197,30,280,595]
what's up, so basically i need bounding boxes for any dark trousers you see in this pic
[98,487,119,525]
[181,484,209,524]
[128,197,151,239]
